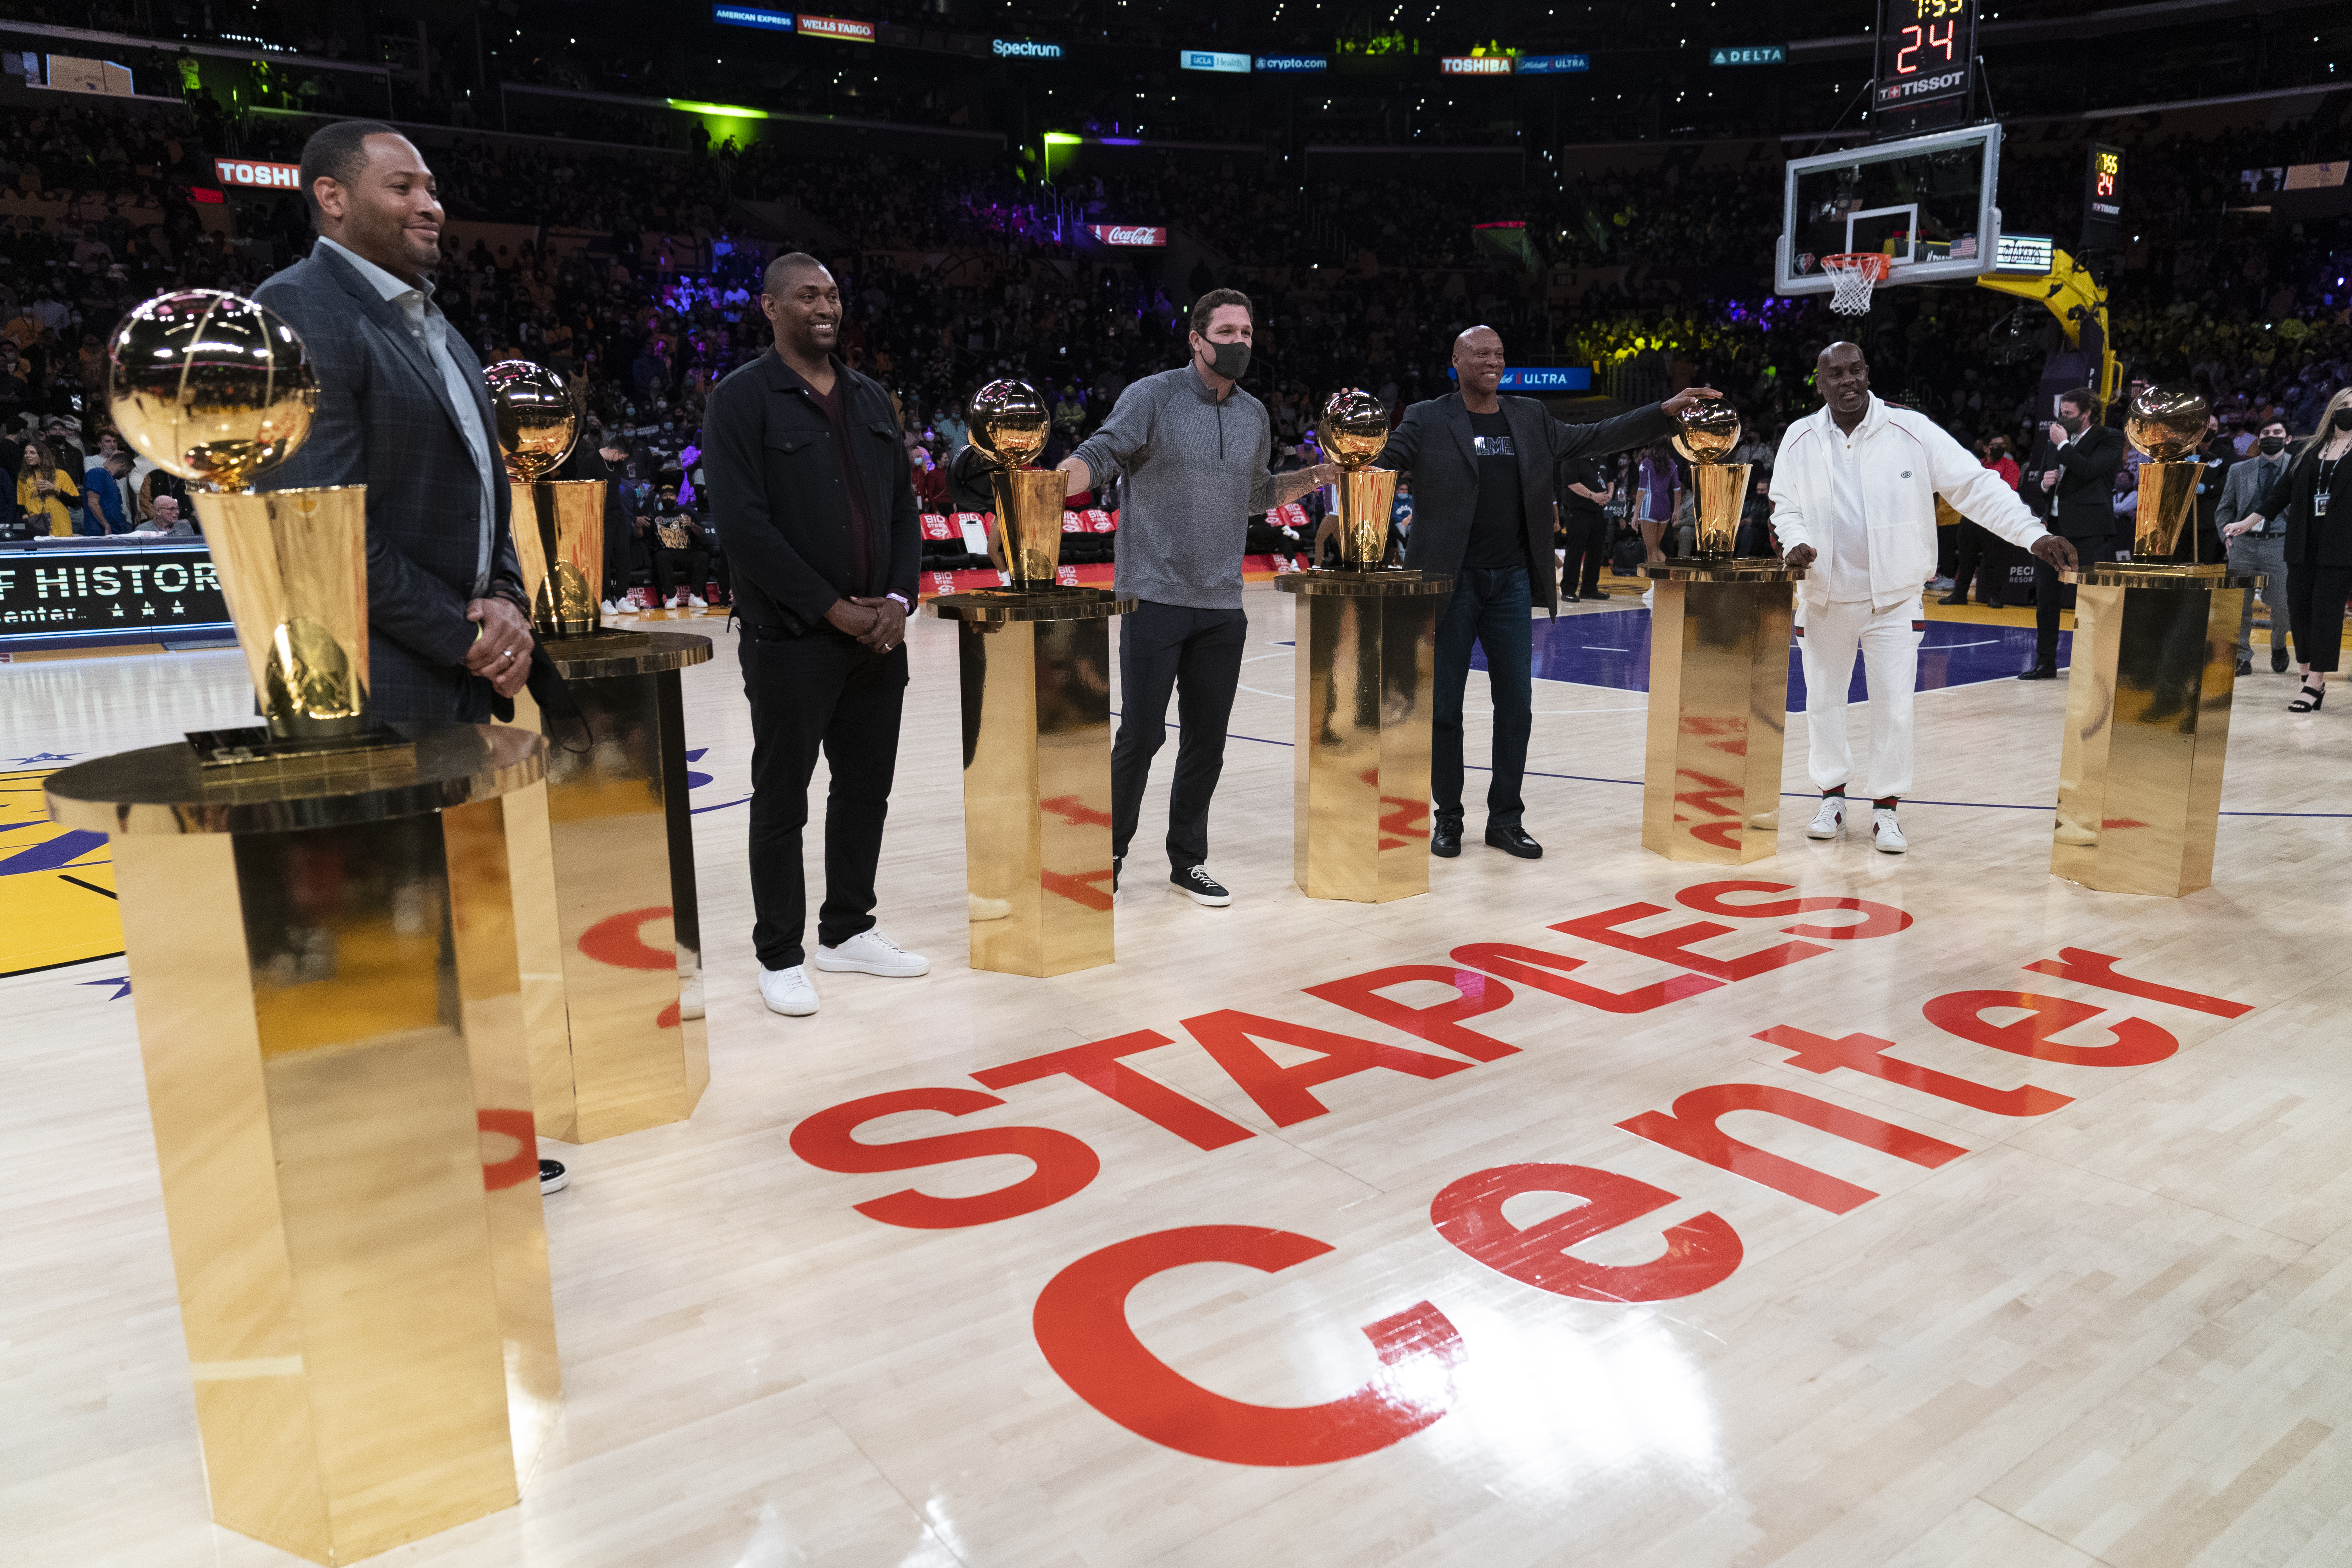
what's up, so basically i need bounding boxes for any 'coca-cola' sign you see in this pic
[1087,225,1169,248]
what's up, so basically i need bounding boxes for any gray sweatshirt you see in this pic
[1067,365,1276,610]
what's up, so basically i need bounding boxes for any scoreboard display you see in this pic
[1873,0,1979,140]
[2082,143,2125,249]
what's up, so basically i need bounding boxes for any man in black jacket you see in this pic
[1378,325,1717,858]
[702,252,927,1019]
[2021,388,2127,679]
[253,120,535,723]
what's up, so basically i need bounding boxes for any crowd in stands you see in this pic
[1,90,2345,592]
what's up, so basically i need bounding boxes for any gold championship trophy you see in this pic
[929,379,1136,975]
[483,360,713,1140]
[1640,400,1806,862]
[1276,391,1452,901]
[43,292,560,1564]
[2050,387,2257,896]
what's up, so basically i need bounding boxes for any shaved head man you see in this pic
[701,249,931,1018]
[1769,342,2076,853]
[1377,322,1720,859]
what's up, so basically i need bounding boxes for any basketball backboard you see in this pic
[1778,122,2003,298]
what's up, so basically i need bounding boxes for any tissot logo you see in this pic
[993,38,1062,58]
[1878,69,1966,103]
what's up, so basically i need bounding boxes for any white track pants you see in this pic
[1796,595,1922,800]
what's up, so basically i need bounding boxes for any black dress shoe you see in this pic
[1985,599,2007,610]
[2274,646,2290,673]
[1937,592,1967,606]
[1485,825,1543,858]
[2236,657,2254,676]
[2017,665,2058,681]
[1431,822,1462,858]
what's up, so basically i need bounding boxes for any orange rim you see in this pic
[1821,252,1893,280]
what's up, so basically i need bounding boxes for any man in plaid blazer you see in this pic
[255,121,532,723]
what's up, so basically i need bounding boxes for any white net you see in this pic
[1822,255,1885,317]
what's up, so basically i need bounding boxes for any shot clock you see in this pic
[1872,0,1980,140]
[2083,143,2125,250]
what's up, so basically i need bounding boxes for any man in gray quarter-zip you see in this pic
[1059,287,1336,908]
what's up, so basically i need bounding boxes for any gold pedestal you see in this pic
[2052,562,2255,897]
[42,726,558,1566]
[1276,568,1452,902]
[1641,560,1803,863]
[524,630,713,1141]
[930,586,1135,976]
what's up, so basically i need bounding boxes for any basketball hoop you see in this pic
[1820,252,1892,316]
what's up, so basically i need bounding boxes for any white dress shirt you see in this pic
[314,235,497,594]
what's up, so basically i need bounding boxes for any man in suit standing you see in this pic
[1555,452,1612,603]
[2020,387,2126,679]
[253,122,557,1195]
[702,252,927,1020]
[1378,325,1716,860]
[254,120,534,724]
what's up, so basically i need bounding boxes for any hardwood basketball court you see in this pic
[8,586,2350,1568]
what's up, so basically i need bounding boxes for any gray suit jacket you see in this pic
[254,244,524,724]
[1379,390,1673,613]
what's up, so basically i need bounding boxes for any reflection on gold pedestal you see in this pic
[1278,569,1450,902]
[932,588,1132,976]
[1641,561,1802,864]
[43,725,555,1566]
[2051,563,2253,897]
[530,631,713,1140]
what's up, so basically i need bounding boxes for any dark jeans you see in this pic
[1112,600,1247,871]
[1434,564,1533,831]
[739,628,907,969]
[653,546,710,601]
[2287,560,2352,675]
[1559,510,1608,595]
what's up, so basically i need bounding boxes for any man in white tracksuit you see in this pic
[1770,342,2076,853]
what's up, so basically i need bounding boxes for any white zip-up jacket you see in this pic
[1768,393,2050,611]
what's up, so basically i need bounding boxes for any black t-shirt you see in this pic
[1559,455,1606,516]
[1465,409,1525,569]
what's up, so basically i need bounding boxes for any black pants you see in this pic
[740,629,907,969]
[2287,559,2352,675]
[1950,521,2002,604]
[2033,550,2084,667]
[1559,510,1607,595]
[1112,600,1247,871]
[653,546,710,601]
[603,518,632,604]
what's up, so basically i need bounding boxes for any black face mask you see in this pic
[1202,339,1250,381]
[2259,436,2287,454]
[2335,409,2352,432]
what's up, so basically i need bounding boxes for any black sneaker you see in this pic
[539,1158,568,1196]
[1432,820,1462,857]
[2274,646,2290,673]
[1172,864,1232,906]
[2236,657,2254,676]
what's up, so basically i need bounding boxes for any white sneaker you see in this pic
[1806,795,1846,840]
[1642,584,1656,608]
[813,929,930,977]
[600,599,620,616]
[687,593,707,608]
[759,964,819,1016]
[1873,808,1908,854]
[967,893,1011,922]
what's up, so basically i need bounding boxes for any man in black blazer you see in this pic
[254,121,533,722]
[1378,325,1717,858]
[701,253,926,1019]
[2020,388,2127,678]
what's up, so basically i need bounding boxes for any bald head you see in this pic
[1816,340,1870,427]
[759,251,841,364]
[1453,325,1506,405]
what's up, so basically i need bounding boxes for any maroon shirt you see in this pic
[776,359,879,596]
